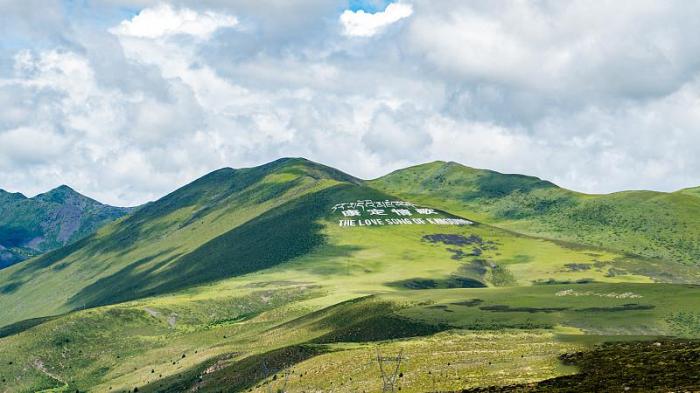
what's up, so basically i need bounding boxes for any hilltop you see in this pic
[371,161,700,264]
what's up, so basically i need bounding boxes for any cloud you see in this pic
[404,1,700,101]
[110,3,238,39]
[340,2,413,37]
[0,126,69,165]
[2,0,700,206]
[362,104,432,161]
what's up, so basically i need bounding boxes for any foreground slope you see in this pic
[0,186,131,268]
[370,161,700,265]
[1,228,698,391]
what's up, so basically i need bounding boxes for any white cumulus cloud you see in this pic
[3,0,700,206]
[110,3,238,39]
[340,2,413,37]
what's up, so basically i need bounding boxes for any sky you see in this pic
[1,0,700,206]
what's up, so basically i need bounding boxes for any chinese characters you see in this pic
[332,200,472,228]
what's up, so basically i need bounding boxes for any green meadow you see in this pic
[1,158,699,392]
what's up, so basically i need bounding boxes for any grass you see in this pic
[1,255,698,392]
[242,330,583,393]
[392,283,700,335]
[3,158,699,329]
[463,339,700,392]
[0,159,352,326]
[2,158,700,392]
[369,161,700,265]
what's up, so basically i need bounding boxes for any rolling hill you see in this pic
[370,161,700,265]
[0,185,132,269]
[0,158,699,392]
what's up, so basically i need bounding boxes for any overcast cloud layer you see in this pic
[1,0,700,206]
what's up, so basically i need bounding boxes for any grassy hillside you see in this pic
[2,158,700,392]
[678,186,700,198]
[0,158,366,326]
[2,192,699,391]
[0,186,131,269]
[370,161,700,265]
[4,157,697,328]
[1,263,698,392]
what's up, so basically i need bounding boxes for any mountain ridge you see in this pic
[377,160,700,196]
[0,184,132,269]
[370,160,700,264]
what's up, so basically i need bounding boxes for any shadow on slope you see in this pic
[463,339,700,392]
[274,295,448,344]
[139,345,329,393]
[140,296,448,392]
[65,184,350,309]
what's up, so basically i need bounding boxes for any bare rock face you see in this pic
[0,186,133,269]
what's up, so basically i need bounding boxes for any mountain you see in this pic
[678,185,700,198]
[370,161,700,264]
[0,158,699,393]
[0,158,370,325]
[0,185,132,269]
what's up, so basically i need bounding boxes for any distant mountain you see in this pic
[0,185,132,268]
[370,161,700,264]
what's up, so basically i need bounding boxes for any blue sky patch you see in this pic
[347,0,395,13]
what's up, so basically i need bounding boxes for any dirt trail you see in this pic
[33,359,69,392]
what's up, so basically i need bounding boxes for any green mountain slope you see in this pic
[5,158,696,329]
[1,245,698,391]
[0,158,369,326]
[678,186,700,198]
[1,158,700,392]
[370,161,700,265]
[0,185,131,269]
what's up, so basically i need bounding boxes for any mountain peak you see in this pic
[33,184,93,204]
[0,184,131,269]
[379,160,485,180]
[190,157,338,187]
[48,184,76,194]
[0,189,27,201]
[252,157,361,184]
